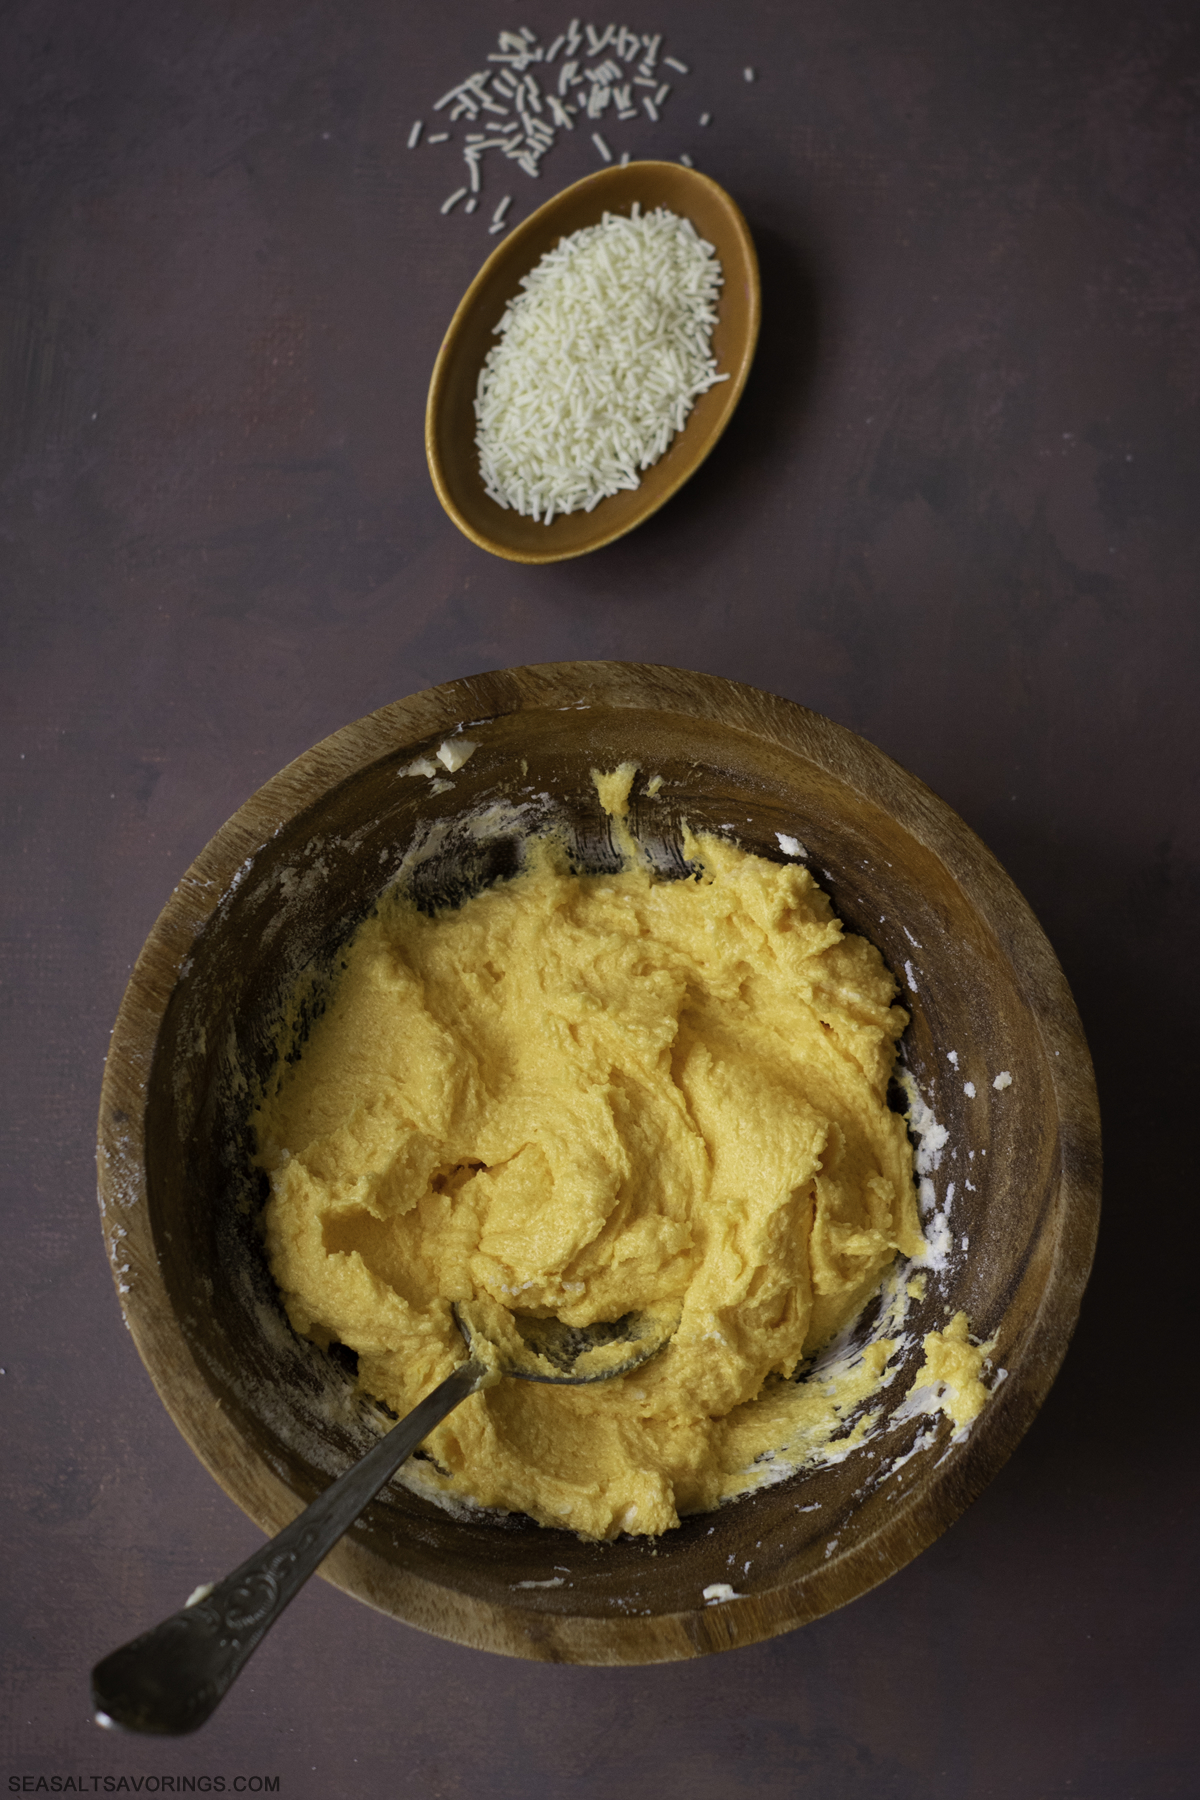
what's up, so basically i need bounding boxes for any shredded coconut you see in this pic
[475,204,728,523]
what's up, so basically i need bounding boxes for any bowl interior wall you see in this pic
[147,704,1061,1620]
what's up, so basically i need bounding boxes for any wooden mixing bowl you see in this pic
[97,663,1100,1664]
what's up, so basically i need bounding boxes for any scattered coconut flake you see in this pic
[436,737,479,773]
[993,1070,1012,1090]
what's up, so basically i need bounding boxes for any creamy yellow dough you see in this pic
[255,769,926,1539]
[918,1312,994,1430]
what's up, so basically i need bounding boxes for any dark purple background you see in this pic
[3,2,1197,1795]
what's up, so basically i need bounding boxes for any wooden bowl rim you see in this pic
[97,663,1101,1664]
[424,164,762,563]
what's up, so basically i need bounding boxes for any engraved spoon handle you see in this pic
[91,1358,487,1736]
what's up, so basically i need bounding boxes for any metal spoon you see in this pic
[90,1304,676,1735]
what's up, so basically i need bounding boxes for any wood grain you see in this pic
[96,662,1101,1664]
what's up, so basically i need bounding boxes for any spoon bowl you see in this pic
[425,162,760,563]
[455,1300,680,1384]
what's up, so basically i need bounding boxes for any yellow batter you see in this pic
[918,1312,993,1429]
[255,767,926,1539]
